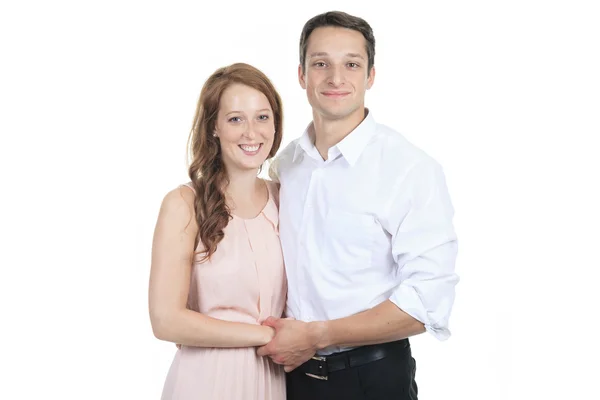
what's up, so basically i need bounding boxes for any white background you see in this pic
[1,0,599,399]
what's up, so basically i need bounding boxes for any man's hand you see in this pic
[256,317,327,372]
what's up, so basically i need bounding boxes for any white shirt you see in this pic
[270,110,459,354]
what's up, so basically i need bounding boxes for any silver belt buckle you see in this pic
[305,356,328,380]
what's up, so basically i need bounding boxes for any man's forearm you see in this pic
[310,300,426,350]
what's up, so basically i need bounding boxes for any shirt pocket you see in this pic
[322,209,377,271]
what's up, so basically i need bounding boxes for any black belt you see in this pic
[299,339,410,380]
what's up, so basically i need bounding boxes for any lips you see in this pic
[239,144,261,152]
[239,144,263,155]
[321,91,351,98]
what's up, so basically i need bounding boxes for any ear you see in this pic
[298,64,307,89]
[366,66,376,90]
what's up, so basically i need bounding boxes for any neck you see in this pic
[225,168,261,199]
[312,107,366,160]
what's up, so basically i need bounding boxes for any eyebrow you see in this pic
[225,109,272,116]
[346,53,365,60]
[309,52,365,60]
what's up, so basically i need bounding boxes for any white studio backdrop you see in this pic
[0,0,599,399]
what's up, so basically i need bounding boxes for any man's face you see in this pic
[299,26,375,121]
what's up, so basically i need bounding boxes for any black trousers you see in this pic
[286,340,418,400]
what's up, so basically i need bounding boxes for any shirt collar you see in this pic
[293,109,377,166]
[292,121,316,163]
[336,110,377,166]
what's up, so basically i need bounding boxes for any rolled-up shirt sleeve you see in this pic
[384,159,459,341]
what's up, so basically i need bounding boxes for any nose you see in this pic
[243,122,258,140]
[328,64,344,87]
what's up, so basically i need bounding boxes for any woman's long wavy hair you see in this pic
[187,63,283,262]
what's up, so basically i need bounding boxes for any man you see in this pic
[259,11,459,400]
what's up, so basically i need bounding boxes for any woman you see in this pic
[149,63,286,400]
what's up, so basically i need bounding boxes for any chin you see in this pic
[236,160,266,171]
[321,108,353,120]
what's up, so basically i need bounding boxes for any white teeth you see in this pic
[240,144,260,152]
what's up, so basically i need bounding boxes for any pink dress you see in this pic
[161,181,287,400]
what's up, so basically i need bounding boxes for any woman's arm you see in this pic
[149,186,274,347]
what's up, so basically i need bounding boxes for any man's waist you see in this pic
[317,344,357,356]
[299,339,411,380]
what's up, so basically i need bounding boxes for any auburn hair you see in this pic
[186,63,283,262]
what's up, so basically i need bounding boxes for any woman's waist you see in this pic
[202,307,260,324]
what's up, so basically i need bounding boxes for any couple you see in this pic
[149,10,459,400]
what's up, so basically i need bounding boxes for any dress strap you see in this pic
[180,182,196,193]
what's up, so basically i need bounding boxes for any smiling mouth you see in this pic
[321,91,350,98]
[239,144,262,154]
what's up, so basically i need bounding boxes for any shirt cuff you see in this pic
[389,283,452,341]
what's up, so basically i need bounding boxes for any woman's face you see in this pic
[215,83,275,173]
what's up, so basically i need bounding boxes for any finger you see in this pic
[261,317,280,328]
[256,345,270,357]
[284,364,298,373]
[271,355,285,365]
